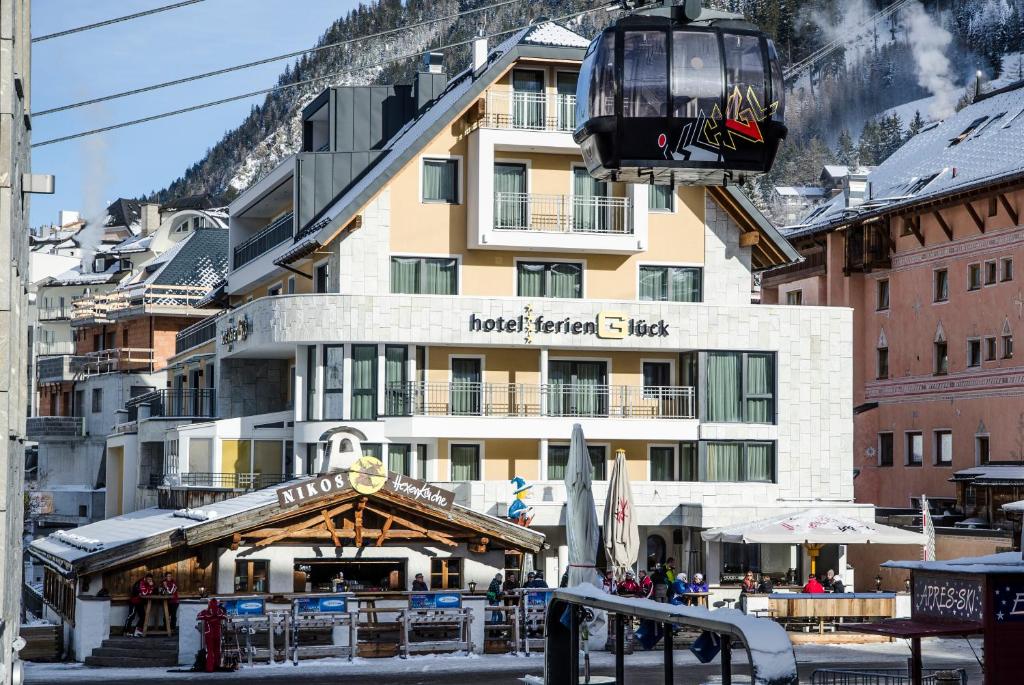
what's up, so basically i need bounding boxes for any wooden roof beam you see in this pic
[252,502,354,548]
[322,509,341,547]
[965,202,985,233]
[999,193,1019,226]
[363,504,457,548]
[376,515,394,548]
[354,498,367,547]
[904,215,924,246]
[932,211,953,241]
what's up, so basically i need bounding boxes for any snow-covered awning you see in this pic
[701,508,926,545]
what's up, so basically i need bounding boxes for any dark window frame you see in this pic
[878,432,894,467]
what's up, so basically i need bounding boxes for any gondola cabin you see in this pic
[574,4,786,186]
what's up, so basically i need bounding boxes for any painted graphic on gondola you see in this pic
[660,86,780,162]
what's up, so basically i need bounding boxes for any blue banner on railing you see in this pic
[524,590,552,607]
[294,594,349,614]
[219,597,266,616]
[409,592,462,609]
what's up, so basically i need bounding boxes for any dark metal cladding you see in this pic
[574,10,787,186]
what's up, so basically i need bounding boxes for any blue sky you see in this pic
[30,0,358,226]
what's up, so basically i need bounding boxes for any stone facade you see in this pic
[217,358,290,418]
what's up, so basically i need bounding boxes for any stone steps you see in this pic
[84,654,179,668]
[85,636,179,668]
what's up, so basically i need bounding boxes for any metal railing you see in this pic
[36,355,88,383]
[36,306,72,320]
[810,669,967,685]
[494,192,633,234]
[26,416,85,439]
[175,316,219,353]
[483,90,576,131]
[81,348,155,375]
[384,382,695,419]
[126,388,217,419]
[233,211,294,269]
[35,340,76,357]
[166,472,289,490]
[71,285,211,321]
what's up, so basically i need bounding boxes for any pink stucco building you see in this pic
[763,81,1024,531]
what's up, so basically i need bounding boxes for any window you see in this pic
[572,167,613,232]
[1004,334,1014,359]
[622,30,668,117]
[989,197,999,217]
[416,444,428,481]
[517,261,582,298]
[314,261,330,293]
[512,69,544,128]
[450,444,480,481]
[985,260,998,285]
[649,443,697,481]
[949,116,988,145]
[906,432,923,466]
[322,345,344,420]
[879,433,894,467]
[305,346,317,421]
[351,345,377,420]
[384,346,408,416]
[705,351,775,423]
[234,559,269,593]
[648,185,674,211]
[430,558,462,590]
[877,347,889,380]
[91,388,102,413]
[934,341,948,375]
[786,290,803,305]
[1002,257,1014,282]
[390,256,458,295]
[547,444,607,481]
[977,435,990,465]
[985,336,997,361]
[268,284,282,296]
[934,430,952,465]
[422,158,458,203]
[705,441,775,482]
[968,263,981,290]
[287,276,296,294]
[388,444,411,476]
[876,279,890,311]
[493,163,527,228]
[933,269,948,302]
[968,339,982,367]
[639,265,701,302]
[642,361,672,395]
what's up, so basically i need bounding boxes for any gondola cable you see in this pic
[32,0,208,43]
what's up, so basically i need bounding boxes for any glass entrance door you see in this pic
[512,70,544,129]
[572,167,611,233]
[351,345,377,420]
[494,163,527,229]
[548,360,608,416]
[450,358,482,415]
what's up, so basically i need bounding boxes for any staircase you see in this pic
[84,635,179,668]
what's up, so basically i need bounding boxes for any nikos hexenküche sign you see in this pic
[276,458,454,512]
[470,310,669,340]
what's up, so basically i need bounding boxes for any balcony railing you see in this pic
[175,316,219,354]
[384,382,695,419]
[27,416,84,439]
[72,285,211,321]
[483,91,576,132]
[34,340,77,358]
[82,348,155,375]
[37,306,72,321]
[494,192,633,234]
[127,388,217,419]
[36,355,87,383]
[233,211,294,269]
[158,472,288,490]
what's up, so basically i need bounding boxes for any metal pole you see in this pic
[911,636,923,685]
[615,615,625,685]
[663,622,673,685]
[569,606,580,685]
[722,634,732,685]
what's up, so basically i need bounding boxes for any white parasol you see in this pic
[565,423,602,588]
[603,449,639,578]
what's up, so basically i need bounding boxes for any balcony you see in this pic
[176,316,219,354]
[27,416,84,440]
[232,211,294,270]
[494,193,633,235]
[81,348,155,375]
[384,382,695,420]
[37,306,71,321]
[72,285,212,322]
[36,355,87,383]
[155,472,287,489]
[35,340,76,357]
[127,388,217,419]
[482,91,576,132]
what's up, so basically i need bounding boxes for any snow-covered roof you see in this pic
[520,22,591,48]
[45,265,121,287]
[790,80,1024,238]
[952,465,1024,484]
[820,165,872,179]
[775,186,828,198]
[883,551,1024,574]
[1003,500,1024,512]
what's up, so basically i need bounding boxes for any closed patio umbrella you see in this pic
[565,423,601,588]
[603,449,639,578]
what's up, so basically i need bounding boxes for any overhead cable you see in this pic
[32,0,207,43]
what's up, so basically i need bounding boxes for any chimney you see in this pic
[415,52,447,112]
[844,171,870,208]
[473,35,488,73]
[140,202,160,236]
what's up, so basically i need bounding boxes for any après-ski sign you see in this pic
[276,470,454,512]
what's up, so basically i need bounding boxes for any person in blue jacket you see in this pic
[669,572,689,605]
[689,573,708,593]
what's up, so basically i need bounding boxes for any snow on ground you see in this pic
[23,638,981,682]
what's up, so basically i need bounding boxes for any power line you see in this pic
[35,0,522,117]
[32,0,207,43]
[32,4,608,148]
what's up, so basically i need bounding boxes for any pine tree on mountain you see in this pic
[878,113,905,161]
[835,129,857,166]
[906,110,925,140]
[857,119,881,167]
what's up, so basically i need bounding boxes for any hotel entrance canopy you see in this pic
[701,508,927,545]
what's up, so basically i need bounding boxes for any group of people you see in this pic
[485,571,549,622]
[600,559,708,606]
[123,572,180,637]
[802,569,846,594]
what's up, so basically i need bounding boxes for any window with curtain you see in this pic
[494,163,528,229]
[639,265,702,302]
[362,443,382,459]
[680,442,697,481]
[416,444,428,480]
[384,346,408,416]
[390,257,457,295]
[556,71,578,130]
[705,351,775,424]
[322,345,344,420]
[388,444,411,476]
[422,159,458,203]
[572,167,611,233]
[705,441,774,482]
[516,261,582,298]
[547,444,607,480]
[648,185,674,211]
[450,358,481,416]
[351,345,377,420]
[512,70,544,129]
[650,446,675,481]
[305,347,317,421]
[451,444,480,481]
[548,360,607,417]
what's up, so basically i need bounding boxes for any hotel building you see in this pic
[93,23,856,595]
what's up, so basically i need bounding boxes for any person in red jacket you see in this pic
[159,572,180,631]
[616,571,642,597]
[197,598,227,672]
[124,573,155,637]
[803,574,825,594]
[638,569,654,599]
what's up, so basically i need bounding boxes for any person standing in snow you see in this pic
[159,571,180,631]
[487,573,504,623]
[124,573,155,637]
[803,574,825,594]
[650,564,669,603]
[197,598,227,672]
[638,569,653,598]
